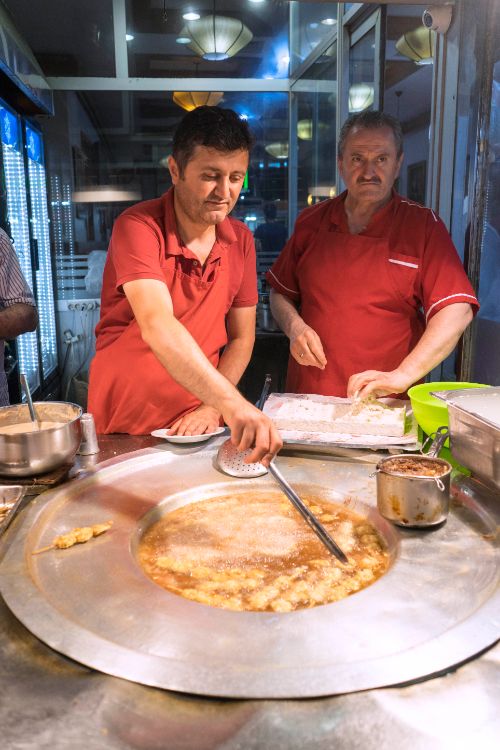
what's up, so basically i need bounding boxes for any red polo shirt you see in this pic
[266,191,479,396]
[88,188,257,434]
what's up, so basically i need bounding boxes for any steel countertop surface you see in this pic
[0,433,498,750]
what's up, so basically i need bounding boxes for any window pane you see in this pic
[294,43,337,214]
[290,3,337,72]
[349,27,375,113]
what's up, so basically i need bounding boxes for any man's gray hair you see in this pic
[337,111,403,158]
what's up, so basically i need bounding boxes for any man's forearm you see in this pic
[397,303,473,383]
[217,336,254,386]
[0,304,38,340]
[269,290,303,339]
[141,315,243,412]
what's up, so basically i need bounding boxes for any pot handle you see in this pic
[421,425,449,458]
[434,476,446,492]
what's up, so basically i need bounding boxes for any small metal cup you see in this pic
[78,413,100,455]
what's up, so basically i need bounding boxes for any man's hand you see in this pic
[290,322,327,369]
[270,290,327,369]
[347,369,414,400]
[168,405,221,436]
[223,398,283,467]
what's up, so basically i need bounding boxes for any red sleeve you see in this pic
[110,213,165,290]
[231,227,258,308]
[420,216,479,321]
[265,232,301,302]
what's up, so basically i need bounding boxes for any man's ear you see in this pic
[167,155,180,183]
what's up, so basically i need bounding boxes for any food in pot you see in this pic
[138,492,389,612]
[32,520,113,554]
[381,456,449,478]
[0,421,67,434]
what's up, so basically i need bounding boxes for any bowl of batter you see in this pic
[0,401,82,476]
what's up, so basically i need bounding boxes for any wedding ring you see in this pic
[299,352,304,358]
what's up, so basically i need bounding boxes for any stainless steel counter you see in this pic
[0,434,498,749]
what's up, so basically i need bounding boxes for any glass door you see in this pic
[472,56,500,384]
[0,101,40,395]
[345,9,382,119]
[24,122,58,381]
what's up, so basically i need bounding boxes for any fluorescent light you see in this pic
[73,187,141,203]
[125,33,134,42]
[183,12,200,21]
[248,0,265,4]
[321,18,337,26]
[176,37,191,44]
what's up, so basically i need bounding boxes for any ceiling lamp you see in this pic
[297,119,313,141]
[265,142,288,160]
[297,119,329,141]
[173,91,224,111]
[348,83,374,113]
[181,15,253,61]
[73,186,141,203]
[395,26,435,65]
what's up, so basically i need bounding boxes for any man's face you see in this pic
[169,145,249,227]
[338,125,403,205]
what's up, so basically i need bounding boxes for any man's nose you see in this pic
[361,160,377,178]
[215,177,231,198]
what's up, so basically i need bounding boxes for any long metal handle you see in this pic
[257,373,272,411]
[20,373,38,425]
[422,425,449,458]
[268,462,349,564]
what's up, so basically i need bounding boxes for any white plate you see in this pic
[150,426,226,443]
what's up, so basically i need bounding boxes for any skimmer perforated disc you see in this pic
[216,439,268,478]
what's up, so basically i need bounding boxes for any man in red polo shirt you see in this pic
[88,106,281,465]
[267,110,479,399]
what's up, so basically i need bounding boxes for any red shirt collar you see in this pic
[328,189,400,236]
[163,187,237,260]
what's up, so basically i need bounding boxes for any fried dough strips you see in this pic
[33,521,112,554]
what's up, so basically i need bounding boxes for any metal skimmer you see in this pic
[216,375,349,564]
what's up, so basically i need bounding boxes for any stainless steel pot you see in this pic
[0,402,82,476]
[374,428,452,528]
[431,386,500,490]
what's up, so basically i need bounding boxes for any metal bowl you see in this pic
[0,402,82,477]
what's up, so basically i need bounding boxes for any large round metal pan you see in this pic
[0,445,498,699]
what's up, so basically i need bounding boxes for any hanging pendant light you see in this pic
[395,26,435,66]
[348,83,374,113]
[173,91,224,111]
[265,143,288,160]
[297,119,313,141]
[181,15,253,61]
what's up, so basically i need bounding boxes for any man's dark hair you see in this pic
[172,106,253,175]
[337,110,403,159]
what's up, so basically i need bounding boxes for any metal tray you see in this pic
[0,485,26,538]
[0,444,498,699]
[431,387,500,490]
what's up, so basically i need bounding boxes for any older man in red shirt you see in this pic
[89,106,281,465]
[267,110,478,399]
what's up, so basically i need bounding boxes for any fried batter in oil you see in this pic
[138,492,389,612]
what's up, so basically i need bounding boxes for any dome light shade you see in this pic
[395,26,435,65]
[348,83,374,113]
[173,91,224,111]
[297,119,313,140]
[265,142,288,160]
[181,16,253,61]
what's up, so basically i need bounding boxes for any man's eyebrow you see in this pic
[200,165,246,174]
